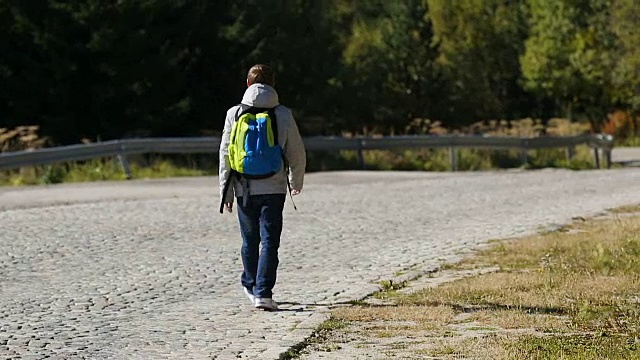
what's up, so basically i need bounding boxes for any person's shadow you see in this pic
[273,300,352,312]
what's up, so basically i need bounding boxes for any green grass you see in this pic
[317,318,348,332]
[617,136,640,147]
[508,334,640,360]
[0,157,213,187]
[308,145,596,172]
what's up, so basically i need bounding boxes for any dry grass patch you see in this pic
[400,272,640,329]
[333,305,455,336]
[333,305,455,325]
[465,310,572,332]
[414,335,514,359]
[608,204,640,214]
[399,271,565,310]
[313,209,640,359]
[419,334,640,360]
[458,219,640,281]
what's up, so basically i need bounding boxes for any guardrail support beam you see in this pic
[0,134,617,172]
[593,148,601,169]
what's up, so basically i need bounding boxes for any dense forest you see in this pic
[0,0,638,145]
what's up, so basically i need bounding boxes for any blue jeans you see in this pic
[237,194,286,299]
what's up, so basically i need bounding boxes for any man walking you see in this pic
[219,64,306,311]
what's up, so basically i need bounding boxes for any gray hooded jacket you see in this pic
[219,84,306,204]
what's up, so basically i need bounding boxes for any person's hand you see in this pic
[291,189,301,196]
[224,202,233,213]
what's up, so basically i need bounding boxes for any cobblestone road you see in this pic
[2,170,640,359]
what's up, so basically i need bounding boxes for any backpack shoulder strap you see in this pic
[236,104,280,147]
[235,104,252,121]
[268,107,279,147]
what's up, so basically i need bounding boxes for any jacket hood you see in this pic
[241,84,279,108]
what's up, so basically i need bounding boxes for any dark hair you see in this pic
[247,64,276,86]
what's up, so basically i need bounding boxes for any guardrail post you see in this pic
[118,143,132,179]
[356,139,366,170]
[593,147,601,169]
[604,148,612,169]
[449,147,458,171]
[118,154,132,179]
[519,139,529,167]
[566,146,575,162]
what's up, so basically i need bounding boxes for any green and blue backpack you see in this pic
[228,104,283,178]
[220,104,297,214]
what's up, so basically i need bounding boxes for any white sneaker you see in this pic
[243,287,255,304]
[254,297,278,311]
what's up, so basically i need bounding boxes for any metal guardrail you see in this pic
[0,134,615,176]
